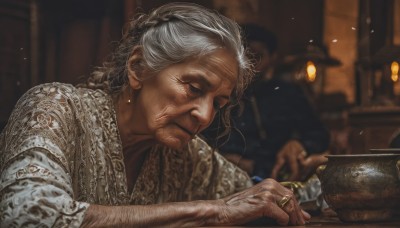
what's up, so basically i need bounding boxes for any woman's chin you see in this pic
[158,135,192,150]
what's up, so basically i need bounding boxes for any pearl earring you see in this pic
[127,99,131,103]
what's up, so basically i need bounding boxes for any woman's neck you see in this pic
[113,90,156,192]
[113,89,156,154]
[122,140,154,193]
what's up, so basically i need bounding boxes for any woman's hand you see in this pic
[212,178,311,226]
[82,178,311,227]
[270,140,306,181]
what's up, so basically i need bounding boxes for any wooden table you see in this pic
[297,216,400,228]
[214,216,400,227]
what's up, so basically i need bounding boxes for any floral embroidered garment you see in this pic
[0,83,252,227]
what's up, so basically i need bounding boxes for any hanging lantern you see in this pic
[306,60,317,82]
[391,61,399,82]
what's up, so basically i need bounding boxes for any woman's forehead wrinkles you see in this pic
[197,54,238,83]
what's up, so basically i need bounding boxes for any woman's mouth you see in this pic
[175,123,196,137]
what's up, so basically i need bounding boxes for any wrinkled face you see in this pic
[134,49,238,149]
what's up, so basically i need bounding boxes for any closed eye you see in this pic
[189,84,203,95]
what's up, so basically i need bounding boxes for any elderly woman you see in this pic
[0,3,310,227]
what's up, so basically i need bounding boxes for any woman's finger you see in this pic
[302,209,311,221]
[275,190,306,225]
[264,203,290,226]
[257,179,307,225]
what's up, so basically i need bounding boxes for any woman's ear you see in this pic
[127,46,143,90]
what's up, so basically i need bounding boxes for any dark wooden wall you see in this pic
[258,0,324,61]
[0,0,32,130]
[0,0,125,130]
[0,0,397,143]
[38,0,124,84]
[0,0,322,131]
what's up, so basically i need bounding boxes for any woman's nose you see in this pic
[191,98,215,126]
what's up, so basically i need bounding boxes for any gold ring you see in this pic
[277,195,292,208]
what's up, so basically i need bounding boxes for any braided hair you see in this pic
[79,2,254,139]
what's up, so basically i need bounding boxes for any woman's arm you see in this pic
[0,147,308,227]
[0,84,91,226]
[82,201,217,227]
[82,178,310,227]
[0,149,89,227]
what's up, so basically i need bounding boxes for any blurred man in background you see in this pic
[204,23,330,181]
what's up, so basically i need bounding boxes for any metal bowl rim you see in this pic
[369,148,400,152]
[326,153,400,158]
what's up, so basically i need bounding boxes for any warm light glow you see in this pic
[306,61,317,82]
[391,61,399,82]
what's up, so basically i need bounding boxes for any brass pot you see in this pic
[316,153,400,222]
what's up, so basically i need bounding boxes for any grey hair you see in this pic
[79,2,254,139]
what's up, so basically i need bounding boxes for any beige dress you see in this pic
[0,83,252,227]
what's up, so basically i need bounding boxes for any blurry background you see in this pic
[1,0,400,154]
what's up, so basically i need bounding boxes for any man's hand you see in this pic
[298,152,329,180]
[270,140,307,181]
[271,140,329,181]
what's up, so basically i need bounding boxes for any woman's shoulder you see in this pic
[25,82,98,97]
[27,82,77,93]
[19,82,78,103]
[22,82,108,104]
